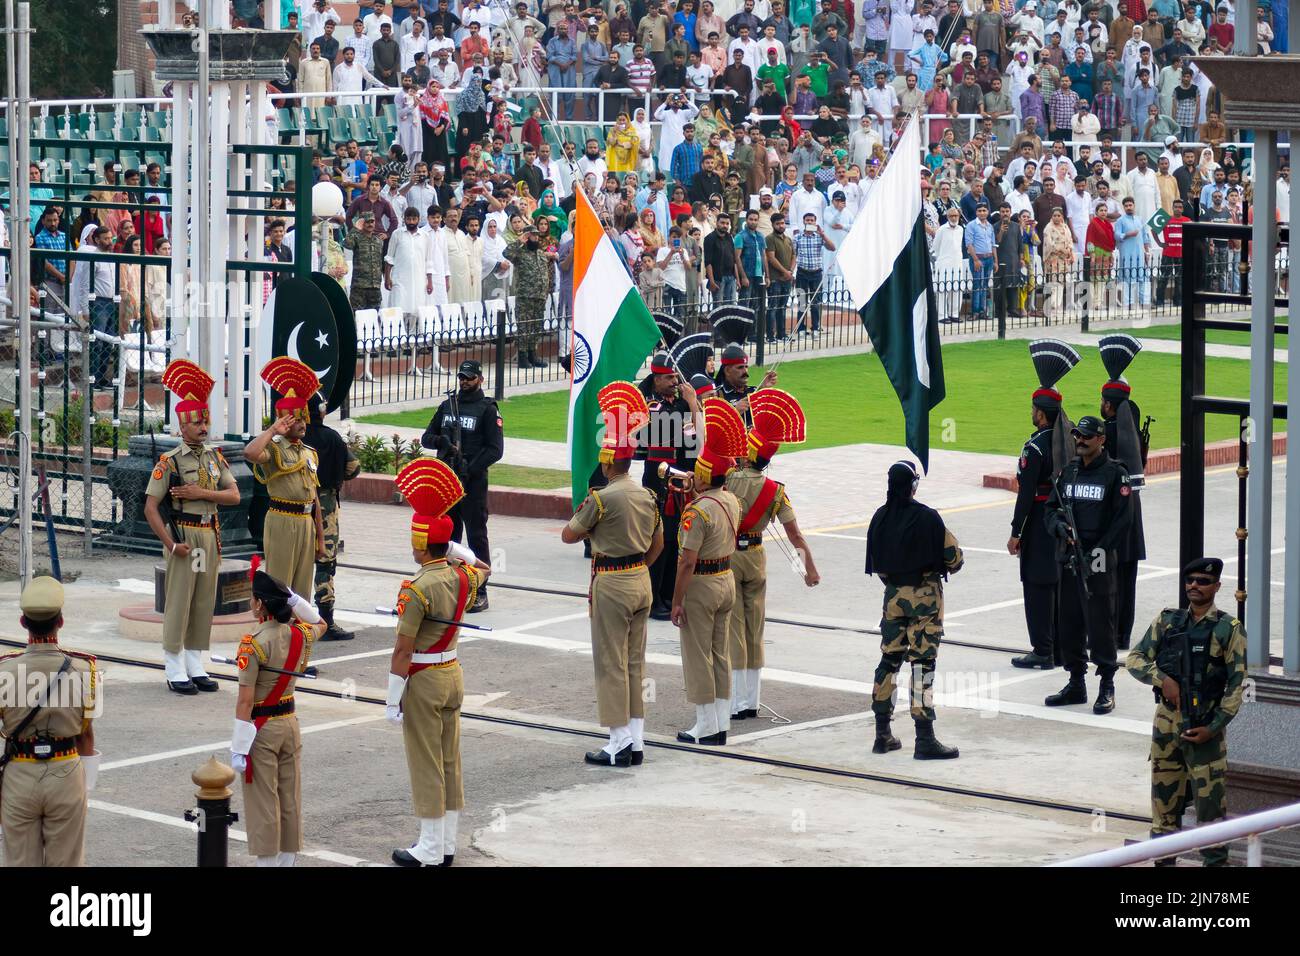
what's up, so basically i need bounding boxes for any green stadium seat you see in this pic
[328,117,350,144]
[147,110,168,128]
[120,151,142,172]
[121,111,142,130]
[75,113,91,135]
[381,103,397,129]
[0,161,10,182]
[347,117,376,145]
[118,127,140,142]
[140,125,160,143]
[93,128,114,141]
[144,150,168,169]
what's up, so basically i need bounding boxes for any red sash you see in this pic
[738,479,780,534]
[408,566,472,675]
[245,622,307,784]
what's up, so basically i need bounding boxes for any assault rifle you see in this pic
[149,427,182,545]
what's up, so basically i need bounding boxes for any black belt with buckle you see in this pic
[593,552,646,572]
[11,736,79,760]
[175,514,219,529]
[736,533,763,550]
[696,557,731,575]
[251,698,296,719]
[269,498,313,515]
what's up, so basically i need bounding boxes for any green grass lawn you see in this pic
[361,341,1286,458]
[1095,323,1289,349]
[490,464,571,489]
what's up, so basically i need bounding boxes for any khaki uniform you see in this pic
[236,620,316,857]
[0,644,97,867]
[724,465,795,673]
[397,559,482,818]
[1126,607,1248,866]
[567,474,661,728]
[253,438,320,597]
[677,490,740,705]
[145,443,234,654]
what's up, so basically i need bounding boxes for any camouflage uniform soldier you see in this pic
[503,224,555,369]
[306,392,361,641]
[343,212,385,312]
[865,461,964,760]
[1126,557,1247,867]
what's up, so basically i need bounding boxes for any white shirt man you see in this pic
[304,3,343,47]
[427,30,456,58]
[1012,5,1045,46]
[446,224,483,304]
[534,148,574,199]
[343,22,374,68]
[362,9,393,39]
[431,54,460,87]
[865,79,899,133]
[1127,158,1159,229]
[788,181,827,227]
[400,26,430,71]
[461,1,496,40]
[849,117,882,171]
[653,98,701,174]
[577,151,608,183]
[1007,181,1034,219]
[334,50,383,92]
[687,59,715,102]
[385,220,433,318]
[1064,181,1092,255]
[1277,172,1291,225]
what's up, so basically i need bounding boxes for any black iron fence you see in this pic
[344,256,1257,410]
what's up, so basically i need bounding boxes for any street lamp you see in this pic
[311,181,344,275]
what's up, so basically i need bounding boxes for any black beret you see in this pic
[1182,557,1224,580]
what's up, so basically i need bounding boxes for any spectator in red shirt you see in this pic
[134,197,166,254]
[1207,8,1234,51]
[1155,198,1189,306]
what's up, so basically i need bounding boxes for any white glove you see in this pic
[231,718,257,771]
[231,752,247,773]
[447,540,477,565]
[81,752,101,792]
[386,673,407,726]
[287,590,322,624]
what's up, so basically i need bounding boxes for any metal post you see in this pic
[195,4,212,419]
[1236,0,1258,54]
[81,334,92,553]
[209,81,231,436]
[170,82,190,363]
[1179,230,1205,602]
[1286,132,1300,675]
[7,0,34,584]
[184,757,238,868]
[1245,131,1277,669]
[494,301,506,402]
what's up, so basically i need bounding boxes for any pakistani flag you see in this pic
[566,188,662,507]
[1148,208,1171,248]
[838,114,946,472]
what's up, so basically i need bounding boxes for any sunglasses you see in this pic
[1185,575,1216,586]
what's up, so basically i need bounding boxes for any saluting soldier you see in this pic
[865,461,964,760]
[1043,415,1133,714]
[1009,339,1080,670]
[229,566,327,867]
[342,210,385,312]
[245,358,325,599]
[145,360,242,694]
[725,389,820,721]
[1126,557,1247,866]
[639,353,701,620]
[504,223,556,368]
[561,383,665,767]
[387,457,491,867]
[306,391,361,641]
[670,398,746,746]
[0,577,99,867]
[1099,333,1148,651]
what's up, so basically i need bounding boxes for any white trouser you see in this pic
[409,816,444,865]
[184,649,208,678]
[163,651,187,683]
[629,717,645,752]
[602,724,633,755]
[686,703,718,740]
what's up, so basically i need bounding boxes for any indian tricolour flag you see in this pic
[838,113,946,472]
[567,188,661,507]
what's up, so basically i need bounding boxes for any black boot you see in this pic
[913,719,959,760]
[528,349,547,368]
[468,590,489,613]
[1093,675,1116,714]
[871,715,901,754]
[1044,674,1088,706]
[517,350,530,369]
[318,603,355,642]
[1011,651,1055,669]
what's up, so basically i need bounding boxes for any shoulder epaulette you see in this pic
[589,488,606,518]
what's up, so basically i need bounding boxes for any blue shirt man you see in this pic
[670,133,704,189]
[547,32,578,119]
[964,205,997,316]
[1115,198,1150,305]
[734,219,767,280]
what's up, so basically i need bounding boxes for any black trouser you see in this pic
[1057,566,1117,678]
[795,269,823,330]
[766,278,791,338]
[647,505,680,610]
[1154,259,1182,306]
[1115,559,1139,650]
[450,471,491,592]
[741,274,765,338]
[1022,580,1058,659]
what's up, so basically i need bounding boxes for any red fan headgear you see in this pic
[395,457,466,551]
[260,357,321,422]
[597,381,650,465]
[162,359,215,425]
[747,388,807,462]
[694,398,747,485]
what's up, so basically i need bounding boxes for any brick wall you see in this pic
[117,2,191,97]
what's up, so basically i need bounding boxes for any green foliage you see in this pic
[45,397,132,450]
[390,434,422,472]
[350,433,394,474]
[0,1,118,98]
[0,406,15,439]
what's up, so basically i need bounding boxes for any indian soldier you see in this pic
[245,358,326,599]
[1044,415,1134,713]
[670,397,746,745]
[560,382,665,766]
[1126,557,1247,866]
[419,359,504,612]
[387,458,491,867]
[307,392,361,641]
[725,389,820,720]
[865,461,964,759]
[504,223,556,368]
[638,352,700,619]
[230,567,327,867]
[1010,339,1080,669]
[0,577,99,866]
[1099,333,1147,651]
[145,360,241,694]
[342,210,385,312]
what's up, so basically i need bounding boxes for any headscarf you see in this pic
[637,208,662,249]
[481,218,507,272]
[864,462,947,578]
[456,70,487,114]
[532,188,568,237]
[633,108,653,153]
[419,80,449,129]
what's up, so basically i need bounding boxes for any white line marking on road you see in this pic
[729,711,873,744]
[87,800,376,867]
[311,611,592,666]
[99,714,385,772]
[116,578,156,596]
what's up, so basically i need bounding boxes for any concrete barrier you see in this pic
[343,472,573,519]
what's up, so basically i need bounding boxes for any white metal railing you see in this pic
[1052,800,1300,867]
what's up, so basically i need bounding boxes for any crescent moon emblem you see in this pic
[287,321,333,381]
